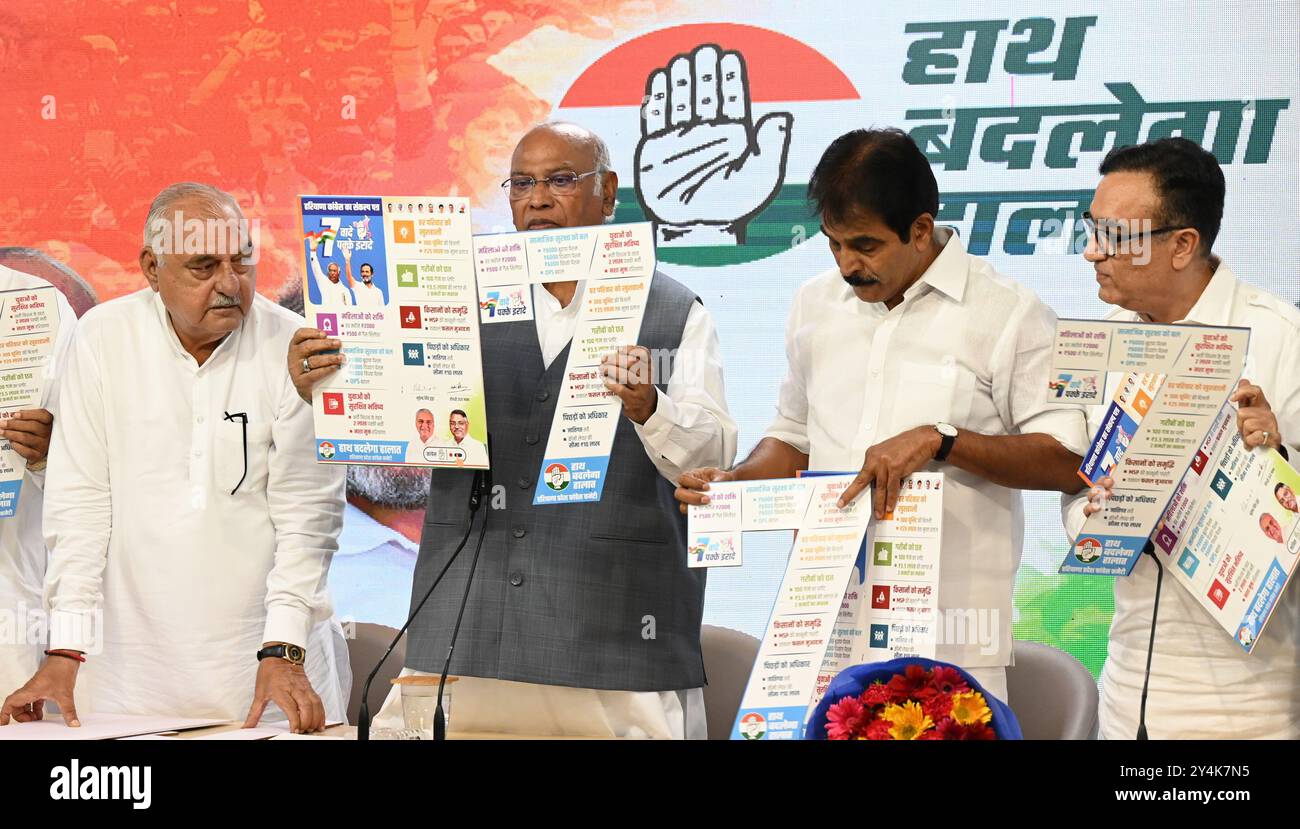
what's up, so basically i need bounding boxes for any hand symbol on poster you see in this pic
[635,44,793,247]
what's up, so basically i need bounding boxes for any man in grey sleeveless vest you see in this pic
[291,123,736,737]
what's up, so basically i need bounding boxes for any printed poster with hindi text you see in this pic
[300,196,489,469]
[0,286,61,517]
[473,221,656,505]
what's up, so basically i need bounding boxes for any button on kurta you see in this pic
[512,527,526,538]
[509,572,524,586]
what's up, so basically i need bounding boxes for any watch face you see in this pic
[936,423,958,437]
[285,645,306,664]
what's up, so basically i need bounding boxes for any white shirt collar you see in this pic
[1175,259,1239,326]
[838,227,971,312]
[906,227,970,304]
[340,502,419,555]
[535,281,586,314]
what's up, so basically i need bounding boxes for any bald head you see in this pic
[518,122,611,172]
[509,122,618,232]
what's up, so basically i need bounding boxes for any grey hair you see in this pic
[533,120,613,173]
[142,181,244,252]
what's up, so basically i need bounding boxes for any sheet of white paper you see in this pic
[186,720,344,740]
[188,727,285,741]
[0,713,230,741]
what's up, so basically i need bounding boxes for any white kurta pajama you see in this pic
[43,289,351,723]
[308,248,354,307]
[766,230,1090,701]
[0,264,77,696]
[1064,262,1300,739]
[375,281,737,738]
[351,280,385,307]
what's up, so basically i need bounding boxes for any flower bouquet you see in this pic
[804,657,1022,740]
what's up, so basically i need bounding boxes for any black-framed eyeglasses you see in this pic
[1081,210,1184,258]
[500,170,600,201]
[223,411,248,494]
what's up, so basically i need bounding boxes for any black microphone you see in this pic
[433,434,493,740]
[1135,540,1162,740]
[355,453,490,741]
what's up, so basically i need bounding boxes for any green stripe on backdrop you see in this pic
[1013,572,1114,679]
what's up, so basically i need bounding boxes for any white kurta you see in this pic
[352,280,385,307]
[308,249,353,307]
[373,279,735,738]
[1064,262,1300,739]
[43,289,350,723]
[766,230,1089,695]
[450,434,489,466]
[0,264,76,696]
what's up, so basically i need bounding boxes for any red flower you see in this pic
[825,695,868,740]
[935,718,997,741]
[922,692,954,721]
[860,682,893,709]
[929,666,970,696]
[886,665,938,702]
[963,722,996,740]
[864,718,893,740]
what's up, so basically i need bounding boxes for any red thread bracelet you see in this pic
[44,649,86,663]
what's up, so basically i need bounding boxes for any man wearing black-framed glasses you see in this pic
[1066,137,1300,740]
[1079,210,1183,262]
[290,121,736,738]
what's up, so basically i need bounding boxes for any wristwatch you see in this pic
[257,643,306,666]
[933,422,958,462]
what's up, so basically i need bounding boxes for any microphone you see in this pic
[434,434,493,740]
[355,440,492,742]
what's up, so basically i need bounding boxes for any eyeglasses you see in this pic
[1081,210,1184,258]
[501,170,600,201]
[223,411,248,494]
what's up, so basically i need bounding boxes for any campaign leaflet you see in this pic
[0,286,61,517]
[689,473,942,741]
[809,473,943,713]
[473,222,655,505]
[1146,402,1300,652]
[300,196,489,470]
[1050,320,1248,574]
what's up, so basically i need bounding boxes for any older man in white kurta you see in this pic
[1065,137,1300,739]
[1,184,349,732]
[760,227,1088,697]
[676,129,1090,701]
[307,243,353,307]
[1067,263,1300,739]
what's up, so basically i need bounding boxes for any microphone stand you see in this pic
[1135,541,1162,740]
[356,438,492,741]
[434,435,493,740]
